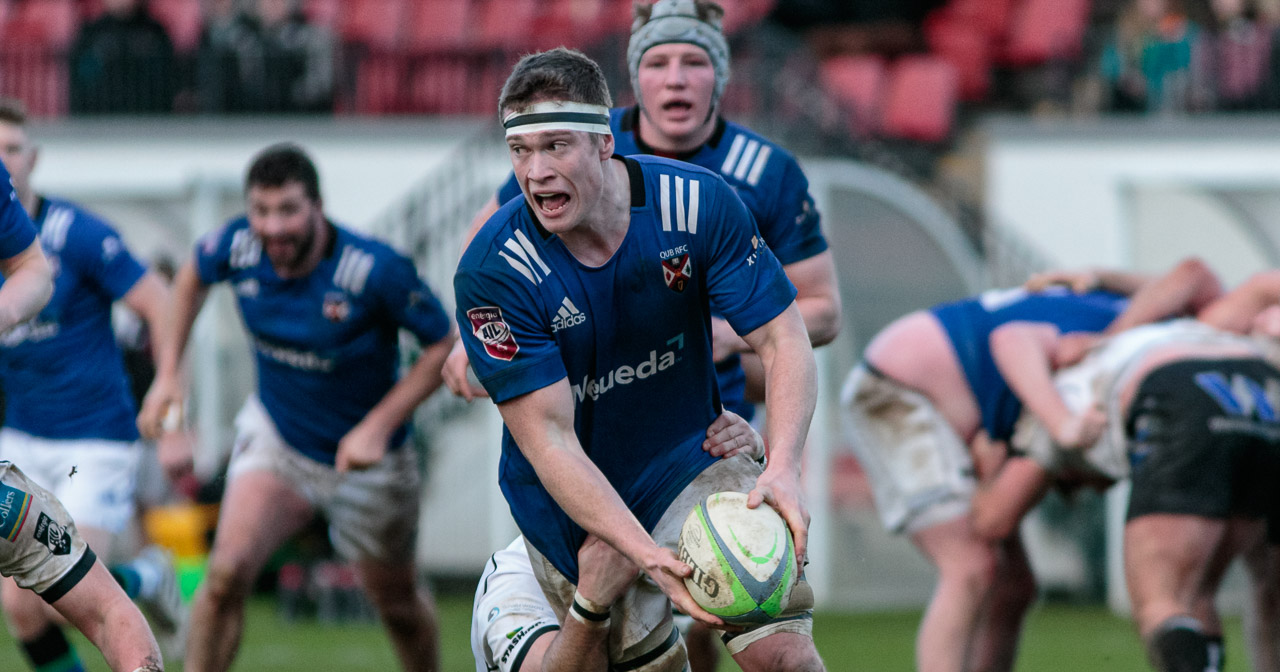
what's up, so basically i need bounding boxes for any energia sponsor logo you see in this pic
[571,333,684,403]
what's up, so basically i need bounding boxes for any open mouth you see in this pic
[662,100,694,115]
[534,192,570,215]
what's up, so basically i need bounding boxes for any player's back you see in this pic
[931,287,1128,441]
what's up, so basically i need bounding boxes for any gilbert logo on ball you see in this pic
[678,491,796,625]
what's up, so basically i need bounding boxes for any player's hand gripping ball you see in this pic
[677,491,797,625]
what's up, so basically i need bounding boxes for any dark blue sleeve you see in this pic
[453,264,566,404]
[192,219,252,285]
[375,252,452,346]
[0,164,36,259]
[760,158,827,266]
[702,177,797,336]
[64,216,146,300]
[496,172,522,205]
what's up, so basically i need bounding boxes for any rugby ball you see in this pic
[677,491,796,625]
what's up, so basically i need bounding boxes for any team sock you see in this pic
[19,624,85,672]
[1149,616,1218,672]
[110,556,162,601]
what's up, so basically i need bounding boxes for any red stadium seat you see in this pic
[1003,0,1090,66]
[534,0,607,50]
[303,0,342,28]
[475,0,537,49]
[0,51,68,117]
[339,0,405,48]
[149,0,203,53]
[924,14,991,101]
[881,55,959,143]
[405,0,473,52]
[3,0,78,50]
[819,54,886,137]
[353,55,404,113]
[945,0,1013,40]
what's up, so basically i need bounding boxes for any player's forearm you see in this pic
[154,261,208,379]
[1106,257,1223,334]
[0,241,51,332]
[752,307,817,473]
[990,325,1074,434]
[362,332,457,432]
[123,273,174,369]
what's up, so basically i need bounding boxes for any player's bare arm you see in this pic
[1025,267,1153,295]
[137,259,210,440]
[739,302,817,568]
[970,457,1052,540]
[1102,257,1224,334]
[496,379,725,628]
[51,560,164,672]
[121,270,190,478]
[336,329,457,472]
[1197,269,1280,334]
[0,239,51,332]
[990,323,1106,449]
[538,535,640,672]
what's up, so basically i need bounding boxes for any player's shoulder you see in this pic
[458,198,543,278]
[715,119,802,187]
[39,197,117,251]
[330,222,408,264]
[196,215,253,257]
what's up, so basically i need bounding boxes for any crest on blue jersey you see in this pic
[662,254,692,293]
[322,292,351,323]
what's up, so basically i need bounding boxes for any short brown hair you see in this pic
[0,99,28,127]
[497,48,613,118]
[245,143,321,203]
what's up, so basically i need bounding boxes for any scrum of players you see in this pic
[0,1,1275,672]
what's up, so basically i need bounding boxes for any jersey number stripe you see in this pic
[498,229,552,285]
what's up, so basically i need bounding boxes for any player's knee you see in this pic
[940,548,1000,597]
[1147,616,1223,672]
[617,629,688,672]
[748,645,825,672]
[202,558,256,605]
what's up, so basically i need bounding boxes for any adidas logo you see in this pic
[552,297,587,333]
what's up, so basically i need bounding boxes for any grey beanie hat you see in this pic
[627,0,731,112]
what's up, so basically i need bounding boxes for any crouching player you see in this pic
[976,317,1280,672]
[0,461,163,671]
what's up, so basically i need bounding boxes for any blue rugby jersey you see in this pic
[931,287,1128,442]
[0,162,36,258]
[497,107,826,420]
[457,155,797,581]
[194,218,452,464]
[0,198,146,441]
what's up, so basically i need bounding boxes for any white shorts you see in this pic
[526,454,815,668]
[0,461,96,602]
[0,429,141,534]
[228,397,420,563]
[841,364,974,535]
[471,537,560,672]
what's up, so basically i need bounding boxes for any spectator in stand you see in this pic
[197,0,335,114]
[1196,0,1272,110]
[69,0,175,114]
[1100,0,1206,112]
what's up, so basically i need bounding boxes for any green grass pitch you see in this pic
[0,595,1247,670]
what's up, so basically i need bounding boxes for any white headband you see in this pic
[502,101,612,138]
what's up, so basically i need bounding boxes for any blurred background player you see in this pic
[444,0,841,422]
[839,285,1127,672]
[137,143,456,672]
[977,313,1280,672]
[454,47,822,672]
[0,98,185,672]
[470,409,763,672]
[0,460,164,672]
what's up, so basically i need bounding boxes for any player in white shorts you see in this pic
[472,411,763,672]
[0,461,163,671]
[138,144,456,672]
[0,99,183,670]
